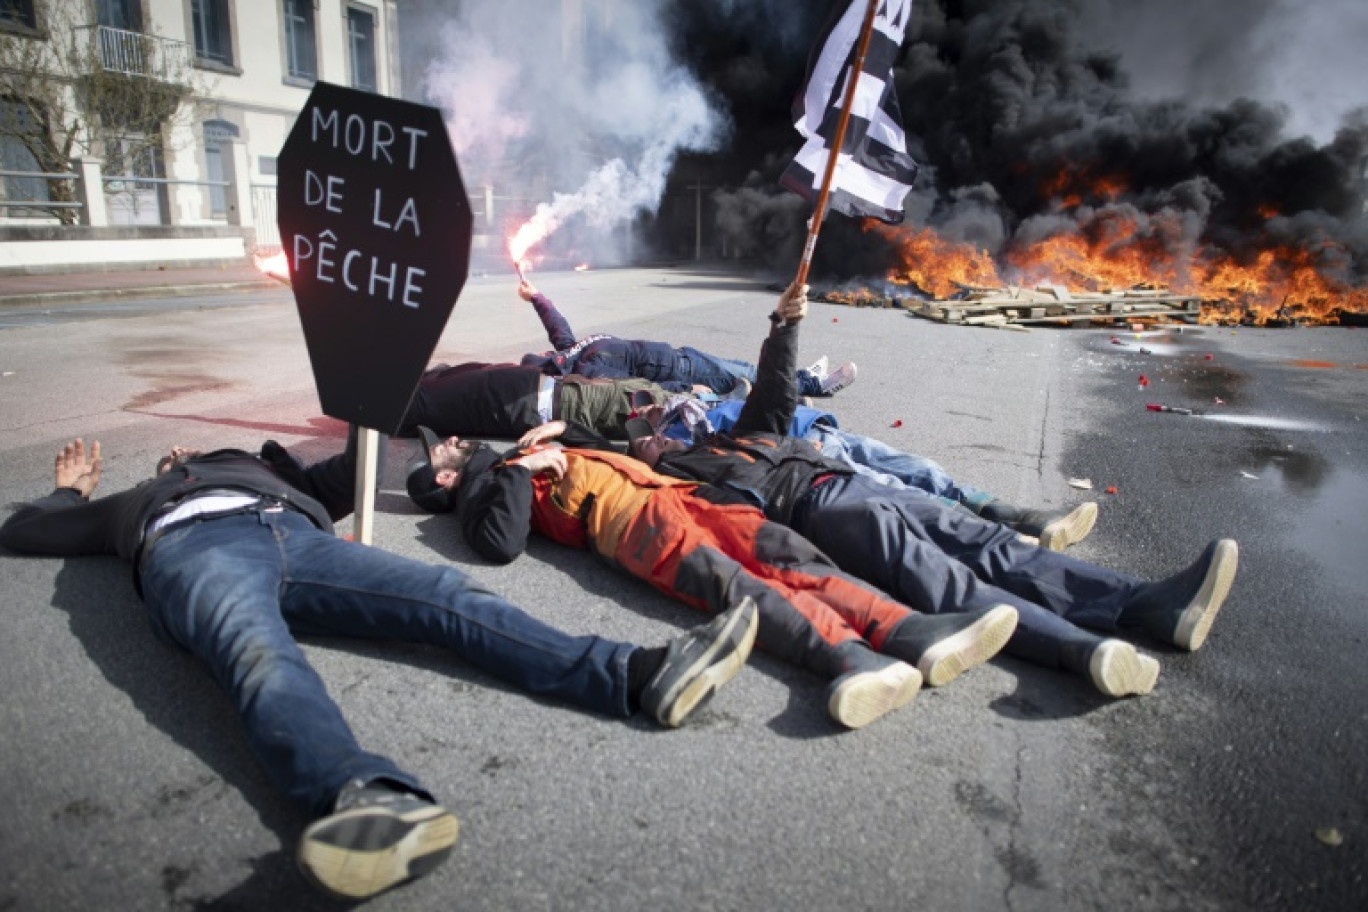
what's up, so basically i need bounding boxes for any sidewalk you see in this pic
[0,264,281,308]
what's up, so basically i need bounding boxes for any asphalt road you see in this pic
[0,266,1364,911]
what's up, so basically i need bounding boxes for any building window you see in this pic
[105,135,168,226]
[191,0,233,66]
[0,99,49,218]
[283,0,317,83]
[347,5,377,92]
[0,0,37,32]
[97,0,142,31]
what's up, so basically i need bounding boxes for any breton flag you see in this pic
[780,0,919,224]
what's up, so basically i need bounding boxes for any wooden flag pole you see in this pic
[794,0,882,287]
[353,427,381,545]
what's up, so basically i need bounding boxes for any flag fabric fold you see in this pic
[780,0,919,224]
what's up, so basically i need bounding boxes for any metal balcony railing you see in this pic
[72,25,191,80]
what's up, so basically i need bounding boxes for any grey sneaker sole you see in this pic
[653,602,759,727]
[298,802,459,899]
[1089,640,1160,697]
[1038,502,1098,551]
[916,604,1019,687]
[827,661,922,729]
[1174,539,1238,650]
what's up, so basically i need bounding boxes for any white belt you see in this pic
[536,375,556,424]
[146,491,261,535]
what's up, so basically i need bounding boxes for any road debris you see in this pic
[1315,827,1344,847]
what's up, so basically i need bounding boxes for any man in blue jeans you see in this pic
[0,435,757,901]
[516,279,855,398]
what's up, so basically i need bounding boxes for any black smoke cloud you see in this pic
[666,0,1368,288]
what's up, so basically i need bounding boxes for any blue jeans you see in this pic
[809,425,994,511]
[791,475,1146,670]
[139,509,633,816]
[678,348,823,397]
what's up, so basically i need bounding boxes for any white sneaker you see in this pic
[805,355,829,380]
[820,362,857,396]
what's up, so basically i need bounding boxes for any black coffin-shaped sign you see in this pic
[278,81,472,434]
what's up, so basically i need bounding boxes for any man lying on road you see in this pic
[516,278,855,398]
[0,433,757,901]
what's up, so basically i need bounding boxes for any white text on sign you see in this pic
[293,230,427,309]
[309,108,428,169]
[303,171,420,236]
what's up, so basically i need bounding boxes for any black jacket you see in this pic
[396,362,543,439]
[0,440,355,593]
[652,314,852,524]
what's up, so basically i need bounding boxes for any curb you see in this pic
[0,280,284,310]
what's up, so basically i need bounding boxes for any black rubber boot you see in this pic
[1058,633,1160,698]
[979,500,1098,550]
[1119,539,1238,650]
[878,605,1018,687]
[823,640,922,730]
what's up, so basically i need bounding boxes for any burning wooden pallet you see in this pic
[913,283,1202,327]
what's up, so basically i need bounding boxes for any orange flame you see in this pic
[869,171,1367,325]
[872,224,1002,298]
[254,251,291,285]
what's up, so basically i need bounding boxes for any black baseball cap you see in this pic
[406,426,456,513]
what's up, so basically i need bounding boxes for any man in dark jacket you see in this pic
[626,285,1240,699]
[0,434,757,901]
[516,279,853,397]
[396,360,680,441]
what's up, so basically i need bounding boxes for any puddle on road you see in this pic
[1292,467,1368,593]
[1235,442,1332,494]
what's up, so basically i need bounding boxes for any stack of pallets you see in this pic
[912,283,1203,327]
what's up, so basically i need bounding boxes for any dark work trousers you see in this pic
[614,487,915,680]
[791,474,1148,670]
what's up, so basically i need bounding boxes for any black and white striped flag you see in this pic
[780,0,919,224]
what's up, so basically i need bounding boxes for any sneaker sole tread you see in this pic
[298,804,459,899]
[654,605,759,727]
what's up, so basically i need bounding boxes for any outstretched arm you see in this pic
[517,419,616,452]
[519,281,579,351]
[733,281,807,436]
[0,438,125,557]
